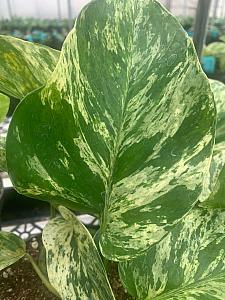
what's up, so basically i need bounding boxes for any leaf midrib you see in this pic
[101,5,136,228]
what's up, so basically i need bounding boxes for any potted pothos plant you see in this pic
[1,0,225,299]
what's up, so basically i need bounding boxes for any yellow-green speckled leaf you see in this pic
[0,92,9,123]
[0,231,26,271]
[0,93,9,171]
[0,35,60,99]
[204,42,225,73]
[119,208,225,300]
[0,136,7,172]
[42,206,115,300]
[6,0,216,260]
[201,80,225,208]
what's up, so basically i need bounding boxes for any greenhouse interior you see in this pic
[1,0,225,299]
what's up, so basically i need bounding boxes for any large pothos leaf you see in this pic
[0,231,26,271]
[0,35,60,99]
[200,80,225,208]
[119,208,225,300]
[0,92,9,123]
[6,0,216,260]
[42,206,115,300]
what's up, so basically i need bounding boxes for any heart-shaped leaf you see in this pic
[42,206,115,300]
[119,208,225,300]
[6,0,216,260]
[0,231,26,271]
[200,80,225,208]
[0,35,60,99]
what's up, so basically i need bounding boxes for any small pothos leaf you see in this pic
[211,80,225,145]
[0,231,26,271]
[0,35,60,99]
[7,0,216,260]
[204,42,225,72]
[200,80,225,208]
[0,136,7,172]
[42,206,115,300]
[0,93,9,171]
[0,92,9,123]
[0,176,3,196]
[119,208,225,300]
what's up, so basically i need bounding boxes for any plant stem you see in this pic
[50,204,57,219]
[26,253,60,298]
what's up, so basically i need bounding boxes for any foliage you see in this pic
[0,35,60,99]
[1,0,225,299]
[200,80,225,209]
[204,42,225,72]
[43,206,115,299]
[0,17,70,50]
[0,92,9,123]
[119,208,225,299]
[0,231,26,271]
[0,93,9,171]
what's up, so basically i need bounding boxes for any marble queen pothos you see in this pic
[1,0,224,298]
[5,0,215,260]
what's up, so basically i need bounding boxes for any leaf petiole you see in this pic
[26,253,60,298]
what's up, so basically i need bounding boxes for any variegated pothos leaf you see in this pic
[204,42,225,73]
[42,206,115,300]
[0,93,9,171]
[0,177,3,197]
[6,0,216,260]
[0,92,9,123]
[0,35,60,99]
[0,231,26,271]
[0,136,7,172]
[201,80,225,208]
[119,208,225,300]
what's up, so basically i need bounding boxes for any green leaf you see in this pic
[42,206,115,300]
[200,80,225,208]
[0,35,60,99]
[119,208,225,300]
[0,93,9,172]
[0,136,7,172]
[0,92,9,123]
[204,42,225,72]
[211,80,225,144]
[6,0,216,260]
[0,231,26,271]
[0,176,3,196]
